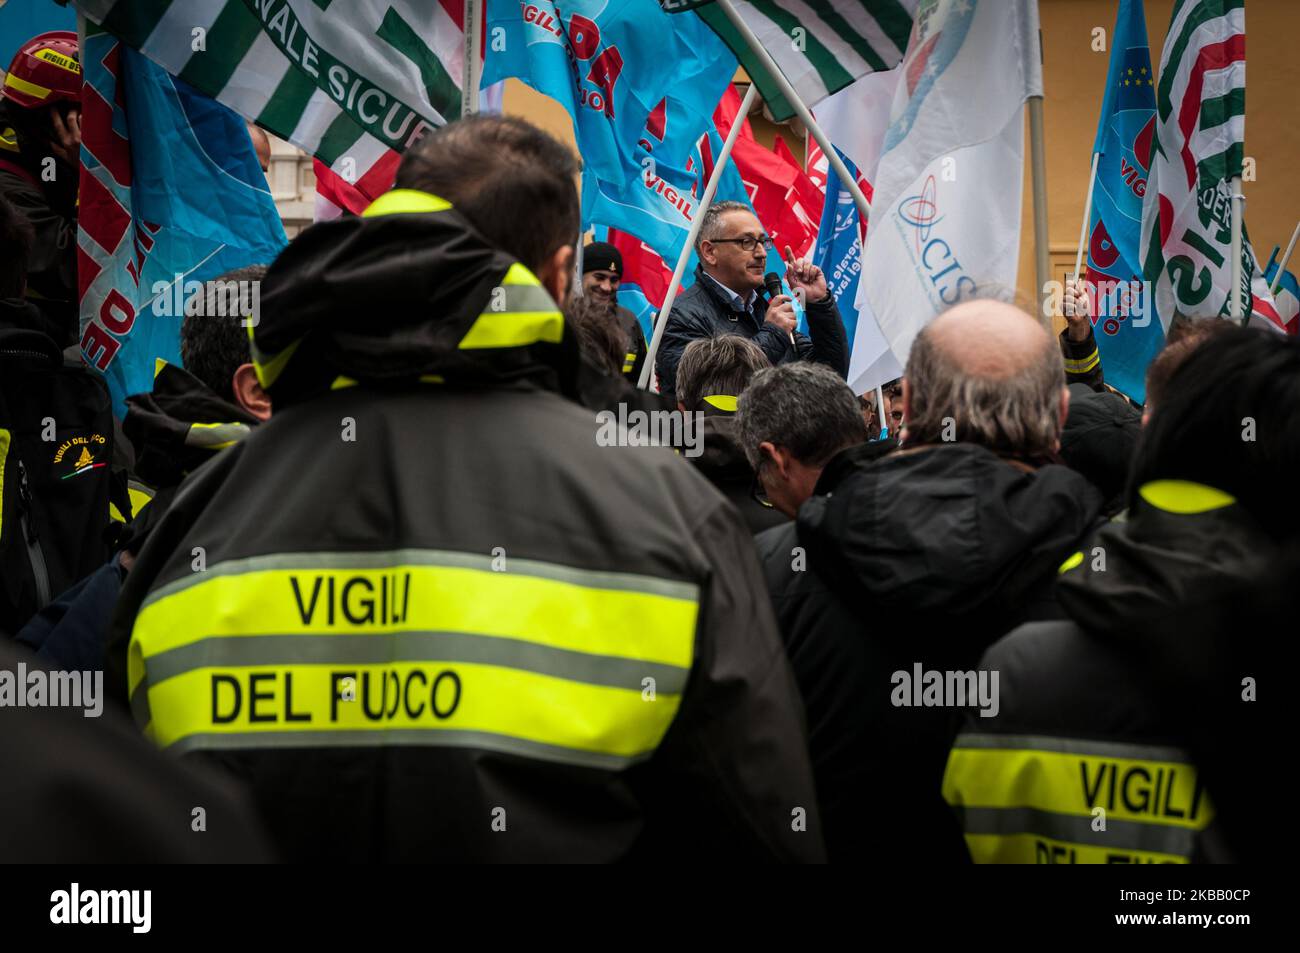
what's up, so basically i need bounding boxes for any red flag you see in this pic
[608,227,673,306]
[714,86,824,259]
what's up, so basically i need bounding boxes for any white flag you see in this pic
[853,0,1043,390]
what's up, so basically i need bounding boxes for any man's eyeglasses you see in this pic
[749,470,774,509]
[710,235,775,253]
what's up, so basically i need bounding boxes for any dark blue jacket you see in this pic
[654,265,850,396]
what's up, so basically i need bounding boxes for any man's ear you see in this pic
[538,244,575,310]
[699,240,716,268]
[758,441,788,478]
[232,363,272,422]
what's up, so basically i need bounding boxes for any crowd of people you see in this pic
[1,33,1292,863]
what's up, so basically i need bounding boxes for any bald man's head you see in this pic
[902,299,1068,460]
[247,123,271,173]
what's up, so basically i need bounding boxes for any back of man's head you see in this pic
[1130,328,1300,541]
[181,265,268,405]
[903,299,1065,460]
[0,194,34,299]
[676,335,769,413]
[395,115,580,279]
[737,362,866,471]
[1144,317,1235,414]
[565,295,627,377]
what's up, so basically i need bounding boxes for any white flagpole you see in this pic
[638,83,761,391]
[1269,219,1300,295]
[875,385,887,438]
[1230,176,1244,324]
[1073,153,1100,281]
[713,0,871,226]
[462,0,482,117]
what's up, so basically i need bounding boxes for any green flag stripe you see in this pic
[1197,141,1243,183]
[848,0,913,54]
[256,62,319,139]
[747,0,854,93]
[315,110,366,168]
[375,7,462,123]
[1158,0,1243,121]
[697,8,795,121]
[100,0,173,50]
[802,1,888,72]
[1199,87,1245,131]
[178,2,263,94]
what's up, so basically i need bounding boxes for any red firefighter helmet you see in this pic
[2,31,81,110]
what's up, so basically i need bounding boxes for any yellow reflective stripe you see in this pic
[248,319,301,389]
[362,189,452,218]
[1058,551,1084,574]
[0,127,18,152]
[128,486,153,516]
[459,310,563,349]
[418,374,445,384]
[4,72,52,99]
[186,421,251,450]
[129,556,698,694]
[963,832,1188,865]
[331,376,358,390]
[142,661,682,759]
[622,353,636,373]
[702,394,738,412]
[943,743,1211,830]
[1063,348,1100,373]
[153,357,168,379]
[500,262,539,286]
[1138,480,1235,515]
[33,48,81,74]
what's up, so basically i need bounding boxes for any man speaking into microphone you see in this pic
[654,201,849,398]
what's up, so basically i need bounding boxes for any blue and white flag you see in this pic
[1084,0,1161,403]
[78,28,286,413]
[484,0,737,263]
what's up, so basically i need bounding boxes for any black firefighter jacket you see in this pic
[654,264,849,397]
[107,189,825,863]
[943,481,1276,864]
[756,442,1103,861]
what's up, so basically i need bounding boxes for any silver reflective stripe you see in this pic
[953,732,1192,765]
[185,422,252,448]
[141,548,700,609]
[954,805,1197,858]
[494,283,559,314]
[166,726,648,772]
[143,631,690,694]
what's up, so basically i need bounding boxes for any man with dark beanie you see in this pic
[581,240,647,382]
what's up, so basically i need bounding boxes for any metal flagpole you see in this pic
[713,0,871,226]
[1028,95,1051,321]
[1230,176,1244,325]
[1073,153,1100,281]
[1269,219,1300,295]
[638,83,761,390]
[462,0,482,117]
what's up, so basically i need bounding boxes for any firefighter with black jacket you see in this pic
[0,32,81,348]
[943,328,1300,864]
[108,116,824,864]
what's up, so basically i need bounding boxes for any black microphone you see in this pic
[764,272,795,346]
[763,272,784,301]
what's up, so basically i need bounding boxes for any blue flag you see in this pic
[812,148,865,350]
[1085,0,1161,403]
[78,31,286,413]
[484,0,737,264]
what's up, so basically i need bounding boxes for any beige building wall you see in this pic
[501,0,1299,313]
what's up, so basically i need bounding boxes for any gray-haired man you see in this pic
[654,201,848,398]
[751,299,1105,862]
